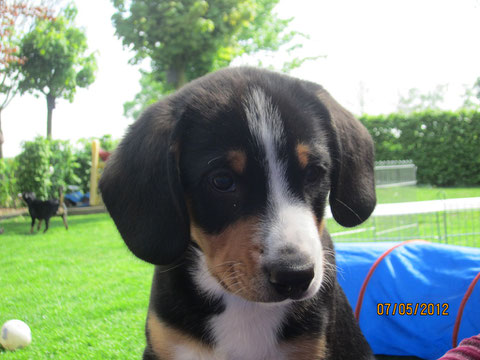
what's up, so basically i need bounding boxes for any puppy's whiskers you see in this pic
[157,261,186,274]
[334,198,363,223]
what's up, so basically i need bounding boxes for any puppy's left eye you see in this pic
[209,172,236,192]
[304,165,324,184]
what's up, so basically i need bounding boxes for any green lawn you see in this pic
[0,214,152,359]
[1,186,479,357]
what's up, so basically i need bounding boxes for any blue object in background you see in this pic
[335,242,480,359]
[64,191,90,207]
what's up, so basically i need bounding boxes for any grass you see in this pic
[0,214,152,359]
[0,186,479,357]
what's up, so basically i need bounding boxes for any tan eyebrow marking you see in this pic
[296,143,310,169]
[227,150,247,174]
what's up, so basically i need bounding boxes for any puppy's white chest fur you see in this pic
[208,295,288,360]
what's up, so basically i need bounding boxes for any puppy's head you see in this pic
[100,68,376,303]
[21,192,36,204]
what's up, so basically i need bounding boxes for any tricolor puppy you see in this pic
[100,67,376,360]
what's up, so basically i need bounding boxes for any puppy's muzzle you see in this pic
[264,254,315,300]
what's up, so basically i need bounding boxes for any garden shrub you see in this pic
[16,137,52,200]
[74,135,119,194]
[361,110,480,186]
[9,135,119,207]
[50,139,81,193]
[0,158,20,207]
[74,139,92,194]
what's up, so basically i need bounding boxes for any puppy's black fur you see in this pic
[100,67,376,359]
[21,188,68,233]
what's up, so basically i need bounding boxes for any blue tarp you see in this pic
[64,191,90,207]
[335,242,480,359]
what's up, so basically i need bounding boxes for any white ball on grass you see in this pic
[0,320,32,351]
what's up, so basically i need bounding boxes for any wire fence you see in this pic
[328,203,480,247]
[329,160,480,247]
[375,160,417,188]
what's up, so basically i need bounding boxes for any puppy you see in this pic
[21,187,68,233]
[100,67,376,360]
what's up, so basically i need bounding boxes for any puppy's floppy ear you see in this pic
[317,89,376,227]
[99,101,189,265]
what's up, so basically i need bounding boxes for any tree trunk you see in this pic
[176,68,187,89]
[166,65,187,89]
[46,94,56,139]
[0,108,4,159]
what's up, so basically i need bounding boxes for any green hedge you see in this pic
[74,135,118,194]
[0,158,20,208]
[5,135,118,206]
[17,137,53,200]
[16,137,80,200]
[361,110,480,186]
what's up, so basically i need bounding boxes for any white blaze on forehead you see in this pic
[244,87,284,147]
[244,87,291,206]
[244,88,323,298]
[244,87,310,218]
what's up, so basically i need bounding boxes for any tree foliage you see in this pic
[16,136,52,199]
[0,0,54,158]
[474,77,480,100]
[74,135,119,193]
[462,77,480,109]
[18,4,97,138]
[0,157,19,207]
[123,70,165,119]
[397,85,447,114]
[0,0,54,66]
[0,134,118,207]
[112,0,297,91]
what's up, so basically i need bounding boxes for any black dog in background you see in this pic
[21,187,68,233]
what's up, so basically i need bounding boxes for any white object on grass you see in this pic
[0,320,32,351]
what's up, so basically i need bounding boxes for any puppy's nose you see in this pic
[266,263,315,299]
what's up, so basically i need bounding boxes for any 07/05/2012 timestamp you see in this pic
[376,303,449,316]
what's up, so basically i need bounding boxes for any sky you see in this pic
[3,0,480,158]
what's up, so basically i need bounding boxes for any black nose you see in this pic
[266,263,315,299]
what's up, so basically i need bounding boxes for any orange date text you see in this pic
[376,303,449,316]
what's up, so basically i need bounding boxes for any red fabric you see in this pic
[99,148,110,161]
[439,335,480,360]
[453,272,480,347]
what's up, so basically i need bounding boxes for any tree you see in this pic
[0,0,54,158]
[462,77,480,109]
[18,4,96,138]
[474,77,480,100]
[0,0,54,65]
[397,85,447,114]
[0,59,21,159]
[112,0,299,91]
[123,70,165,120]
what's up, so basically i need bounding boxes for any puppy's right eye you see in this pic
[209,172,236,192]
[304,165,324,184]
